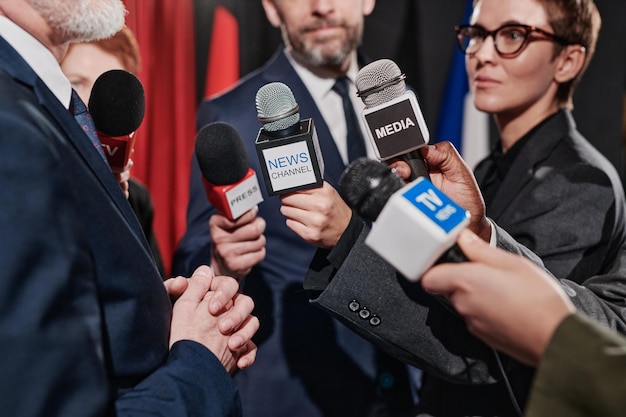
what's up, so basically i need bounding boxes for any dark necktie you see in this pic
[332,77,367,162]
[70,89,108,163]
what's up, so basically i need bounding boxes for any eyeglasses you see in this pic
[455,24,571,57]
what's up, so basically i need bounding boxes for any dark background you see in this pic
[193,0,626,179]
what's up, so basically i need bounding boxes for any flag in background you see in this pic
[435,0,490,169]
[204,1,240,98]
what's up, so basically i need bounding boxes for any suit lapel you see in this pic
[0,38,149,250]
[487,111,570,219]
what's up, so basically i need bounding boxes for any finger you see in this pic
[207,275,241,315]
[180,265,214,302]
[456,229,517,269]
[236,341,258,369]
[163,276,189,299]
[228,315,260,350]
[388,160,412,180]
[218,293,255,334]
[420,262,468,296]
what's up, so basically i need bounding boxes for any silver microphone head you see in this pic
[256,82,301,132]
[355,59,407,108]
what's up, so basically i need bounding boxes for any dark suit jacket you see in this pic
[0,36,240,416]
[304,110,626,415]
[174,48,414,417]
[525,313,626,417]
[128,177,166,278]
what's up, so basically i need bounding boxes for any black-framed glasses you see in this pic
[455,24,571,57]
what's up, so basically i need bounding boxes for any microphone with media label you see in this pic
[195,121,264,220]
[339,158,468,282]
[89,69,145,172]
[355,59,430,181]
[254,82,324,196]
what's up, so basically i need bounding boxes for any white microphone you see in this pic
[355,59,430,181]
[339,158,469,282]
[254,82,325,196]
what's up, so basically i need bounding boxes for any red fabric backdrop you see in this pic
[122,0,197,275]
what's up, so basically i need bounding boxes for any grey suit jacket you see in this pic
[304,110,626,415]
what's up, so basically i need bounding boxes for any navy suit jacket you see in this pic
[0,36,240,417]
[174,49,413,417]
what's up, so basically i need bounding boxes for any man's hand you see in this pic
[169,265,259,372]
[421,230,575,366]
[210,207,266,280]
[390,142,491,242]
[279,182,352,249]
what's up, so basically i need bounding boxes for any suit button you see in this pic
[349,300,360,312]
[359,308,371,319]
[369,315,381,326]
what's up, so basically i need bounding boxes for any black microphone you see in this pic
[254,82,325,196]
[88,69,145,172]
[339,158,468,281]
[195,121,264,220]
[355,59,430,181]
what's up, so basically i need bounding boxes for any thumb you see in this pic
[420,229,489,295]
[180,265,214,302]
[456,228,515,269]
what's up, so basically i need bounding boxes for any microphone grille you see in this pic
[355,59,406,108]
[256,82,300,132]
[195,122,249,185]
[339,158,405,222]
[88,69,145,136]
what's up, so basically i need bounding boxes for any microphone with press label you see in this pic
[88,69,145,172]
[254,82,325,196]
[339,158,469,282]
[195,121,264,220]
[355,59,430,181]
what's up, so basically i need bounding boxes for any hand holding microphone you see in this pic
[195,121,266,279]
[254,82,325,195]
[339,157,470,281]
[355,59,430,181]
[279,181,353,249]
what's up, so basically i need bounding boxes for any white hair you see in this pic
[27,0,127,43]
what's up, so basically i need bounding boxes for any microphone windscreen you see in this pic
[195,121,250,185]
[355,59,406,108]
[88,69,145,136]
[339,158,405,221]
[256,82,300,132]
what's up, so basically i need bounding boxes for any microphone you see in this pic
[339,158,469,282]
[254,82,325,196]
[88,69,145,172]
[195,121,264,220]
[355,59,430,181]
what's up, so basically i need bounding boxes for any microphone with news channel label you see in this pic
[254,82,325,196]
[89,69,145,173]
[355,59,430,181]
[195,121,264,220]
[339,158,469,282]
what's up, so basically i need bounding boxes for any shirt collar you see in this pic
[285,49,360,101]
[0,16,72,109]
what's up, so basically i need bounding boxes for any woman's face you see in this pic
[466,0,561,121]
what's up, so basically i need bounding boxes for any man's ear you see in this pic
[363,0,376,17]
[554,45,586,84]
[261,0,282,28]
